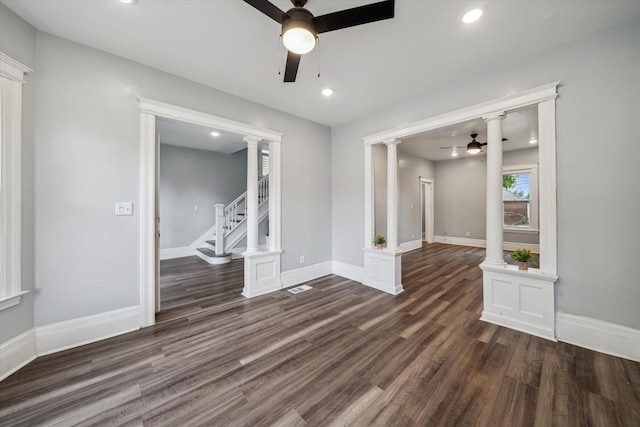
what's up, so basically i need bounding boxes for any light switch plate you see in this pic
[115,202,133,216]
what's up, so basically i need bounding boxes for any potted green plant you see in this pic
[373,235,386,249]
[510,248,537,270]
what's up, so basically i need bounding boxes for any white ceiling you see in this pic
[4,0,640,126]
[155,117,247,154]
[401,106,538,161]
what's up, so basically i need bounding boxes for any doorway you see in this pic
[138,97,283,328]
[420,177,434,243]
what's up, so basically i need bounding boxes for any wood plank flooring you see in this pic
[1,243,639,426]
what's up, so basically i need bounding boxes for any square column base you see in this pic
[242,250,282,298]
[362,247,403,295]
[480,263,558,341]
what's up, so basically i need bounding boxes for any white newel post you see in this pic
[483,113,506,268]
[245,136,260,254]
[385,139,400,251]
[215,204,225,256]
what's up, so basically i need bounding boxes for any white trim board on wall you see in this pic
[435,236,540,253]
[0,306,141,381]
[556,313,640,362]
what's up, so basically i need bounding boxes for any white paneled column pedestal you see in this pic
[242,250,283,298]
[480,265,558,340]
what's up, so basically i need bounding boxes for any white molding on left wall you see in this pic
[1,306,141,381]
[35,306,141,356]
[0,329,36,381]
[399,239,422,253]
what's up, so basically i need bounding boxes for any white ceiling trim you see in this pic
[362,81,560,145]
[137,97,283,143]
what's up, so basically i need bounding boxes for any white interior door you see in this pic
[421,178,434,243]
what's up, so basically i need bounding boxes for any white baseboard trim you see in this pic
[399,239,422,253]
[35,306,142,356]
[281,261,333,287]
[481,311,555,341]
[0,330,36,381]
[556,312,640,362]
[435,235,540,253]
[332,261,364,283]
[159,246,191,260]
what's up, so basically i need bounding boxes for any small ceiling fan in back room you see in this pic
[244,0,395,82]
[440,133,509,158]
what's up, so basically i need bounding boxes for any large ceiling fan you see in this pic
[244,0,395,82]
[440,133,509,157]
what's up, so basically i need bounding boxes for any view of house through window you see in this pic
[503,172,531,227]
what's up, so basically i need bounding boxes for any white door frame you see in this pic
[420,177,434,243]
[137,98,282,327]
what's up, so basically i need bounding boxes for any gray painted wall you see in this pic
[332,17,640,329]
[159,144,247,249]
[433,148,539,244]
[374,145,435,244]
[31,32,331,327]
[0,4,36,344]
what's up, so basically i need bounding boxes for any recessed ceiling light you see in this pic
[210,131,220,137]
[462,8,484,24]
[322,88,334,97]
[120,0,138,4]
[529,139,538,144]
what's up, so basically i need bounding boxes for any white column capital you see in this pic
[482,112,506,123]
[383,138,401,146]
[244,136,262,146]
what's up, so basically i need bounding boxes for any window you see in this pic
[0,53,30,310]
[503,163,538,232]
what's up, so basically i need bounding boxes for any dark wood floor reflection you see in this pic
[1,244,639,426]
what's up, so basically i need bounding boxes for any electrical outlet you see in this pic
[411,234,415,239]
[193,205,199,211]
[466,231,471,237]
[115,202,133,216]
[410,203,414,209]
[299,256,305,264]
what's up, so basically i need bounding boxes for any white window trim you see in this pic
[503,163,539,233]
[0,52,31,311]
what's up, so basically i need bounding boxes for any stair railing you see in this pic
[216,176,269,254]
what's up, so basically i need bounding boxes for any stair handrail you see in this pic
[222,175,269,237]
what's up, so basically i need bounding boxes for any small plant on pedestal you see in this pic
[510,248,537,271]
[373,235,386,249]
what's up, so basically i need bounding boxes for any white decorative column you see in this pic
[362,140,403,296]
[244,136,260,254]
[482,113,506,268]
[214,204,225,256]
[363,144,374,248]
[385,139,400,251]
[243,138,283,299]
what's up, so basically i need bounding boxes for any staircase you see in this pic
[193,176,269,264]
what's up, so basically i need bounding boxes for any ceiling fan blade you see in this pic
[284,51,302,82]
[313,0,395,34]
[243,0,285,23]
[481,138,509,144]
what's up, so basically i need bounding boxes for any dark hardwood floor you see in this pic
[1,243,639,426]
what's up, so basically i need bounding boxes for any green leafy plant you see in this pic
[510,248,538,266]
[373,235,386,245]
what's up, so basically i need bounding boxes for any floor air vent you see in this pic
[288,285,312,294]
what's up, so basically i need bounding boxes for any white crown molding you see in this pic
[0,329,36,381]
[556,312,640,362]
[0,52,32,84]
[35,306,141,356]
[362,81,559,145]
[137,97,282,143]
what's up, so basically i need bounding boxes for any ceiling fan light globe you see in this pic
[283,27,316,54]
